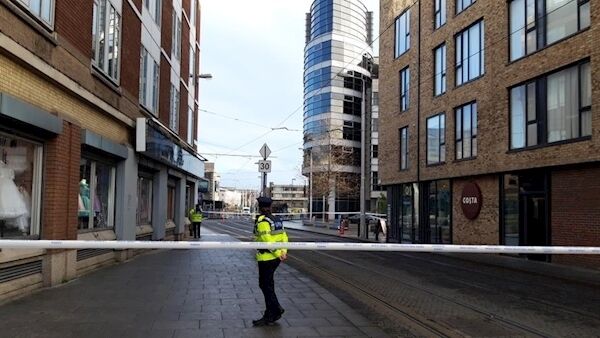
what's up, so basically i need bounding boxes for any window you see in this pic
[427,180,451,244]
[18,0,53,26]
[427,114,446,165]
[78,158,116,230]
[394,10,410,58]
[456,21,484,86]
[190,0,196,26]
[0,133,43,238]
[187,106,194,144]
[137,176,153,226]
[343,95,362,116]
[92,0,121,82]
[400,127,408,170]
[434,44,447,96]
[172,12,182,60]
[399,67,410,111]
[510,0,590,61]
[510,61,591,149]
[455,102,477,160]
[139,47,160,114]
[167,182,176,221]
[456,0,475,14]
[435,0,446,29]
[372,172,382,192]
[372,144,378,158]
[343,121,361,142]
[170,84,180,132]
[145,0,161,25]
[189,45,195,79]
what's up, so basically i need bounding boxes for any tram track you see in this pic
[203,220,600,337]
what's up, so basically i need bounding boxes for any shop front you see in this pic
[0,92,75,297]
[136,119,205,241]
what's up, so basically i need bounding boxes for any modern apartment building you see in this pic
[379,0,597,268]
[267,183,309,213]
[0,0,206,301]
[302,0,376,218]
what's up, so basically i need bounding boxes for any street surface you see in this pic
[205,218,600,337]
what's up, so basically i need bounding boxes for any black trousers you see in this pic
[192,222,201,238]
[258,259,282,319]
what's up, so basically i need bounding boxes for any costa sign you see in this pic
[461,182,482,220]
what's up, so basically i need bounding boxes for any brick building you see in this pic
[379,0,598,268]
[0,0,206,301]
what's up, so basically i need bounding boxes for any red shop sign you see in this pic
[461,182,482,220]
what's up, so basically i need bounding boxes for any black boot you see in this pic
[252,316,274,326]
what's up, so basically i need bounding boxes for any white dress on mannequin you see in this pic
[0,161,28,219]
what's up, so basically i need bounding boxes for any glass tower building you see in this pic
[303,0,374,216]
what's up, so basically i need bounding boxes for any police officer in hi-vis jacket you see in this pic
[252,197,288,326]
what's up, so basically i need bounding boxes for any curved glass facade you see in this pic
[303,0,373,213]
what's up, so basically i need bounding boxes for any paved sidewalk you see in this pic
[0,229,390,338]
[284,221,386,243]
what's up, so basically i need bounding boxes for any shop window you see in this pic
[0,133,42,238]
[137,176,153,226]
[167,183,176,221]
[16,0,54,27]
[401,184,414,242]
[78,158,116,230]
[503,174,520,246]
[427,180,451,244]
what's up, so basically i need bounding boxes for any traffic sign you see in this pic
[258,160,272,173]
[259,143,271,159]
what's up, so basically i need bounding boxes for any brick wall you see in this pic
[181,14,190,84]
[54,0,93,60]
[42,121,80,240]
[161,0,173,60]
[379,0,600,186]
[120,0,142,101]
[452,175,499,245]
[159,54,171,126]
[179,85,189,141]
[551,167,600,269]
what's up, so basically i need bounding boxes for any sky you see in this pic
[198,0,379,190]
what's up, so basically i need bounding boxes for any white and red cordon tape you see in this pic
[0,240,599,254]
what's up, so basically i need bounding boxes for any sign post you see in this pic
[258,144,271,196]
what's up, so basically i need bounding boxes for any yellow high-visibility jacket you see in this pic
[254,214,288,261]
[189,208,204,223]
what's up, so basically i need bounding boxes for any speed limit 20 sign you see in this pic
[258,160,272,173]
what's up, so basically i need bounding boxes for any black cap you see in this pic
[257,196,273,207]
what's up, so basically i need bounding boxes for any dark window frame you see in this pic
[455,19,485,87]
[394,9,411,58]
[399,67,410,112]
[434,0,446,29]
[509,59,591,150]
[455,101,478,160]
[399,126,409,170]
[434,43,447,96]
[426,113,446,166]
[509,0,591,62]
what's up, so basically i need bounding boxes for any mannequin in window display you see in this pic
[0,160,28,236]
[78,179,91,228]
